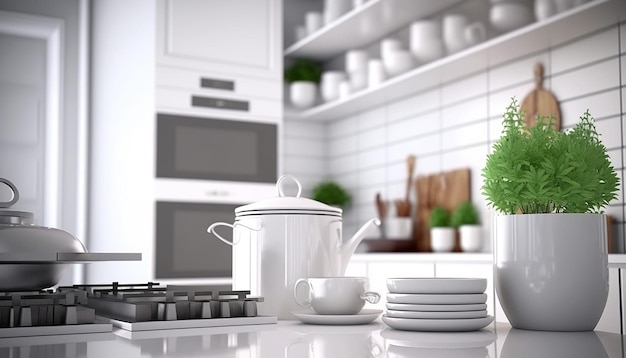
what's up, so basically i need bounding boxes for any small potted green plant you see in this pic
[312,181,351,208]
[428,206,454,252]
[482,97,619,331]
[284,58,322,109]
[451,201,482,252]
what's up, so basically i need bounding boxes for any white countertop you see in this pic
[1,318,624,358]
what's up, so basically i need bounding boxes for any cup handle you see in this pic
[293,278,312,308]
[361,291,381,304]
[207,222,237,245]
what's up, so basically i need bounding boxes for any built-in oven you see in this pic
[154,112,278,283]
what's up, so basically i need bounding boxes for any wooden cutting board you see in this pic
[520,63,561,130]
[414,168,471,252]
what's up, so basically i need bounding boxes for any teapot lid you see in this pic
[235,175,342,216]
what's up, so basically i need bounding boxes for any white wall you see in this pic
[284,21,626,253]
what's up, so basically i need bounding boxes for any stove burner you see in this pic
[60,282,263,323]
[0,290,95,328]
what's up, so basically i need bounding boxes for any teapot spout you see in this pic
[340,218,381,275]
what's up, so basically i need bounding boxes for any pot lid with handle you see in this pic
[0,178,33,224]
[235,175,342,216]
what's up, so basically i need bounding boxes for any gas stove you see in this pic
[0,282,276,337]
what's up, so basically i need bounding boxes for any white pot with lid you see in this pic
[208,175,379,319]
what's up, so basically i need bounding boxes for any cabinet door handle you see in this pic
[191,95,249,111]
[200,77,235,91]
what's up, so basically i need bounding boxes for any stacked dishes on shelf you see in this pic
[382,278,494,332]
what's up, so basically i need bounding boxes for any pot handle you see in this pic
[207,222,262,245]
[276,174,302,198]
[0,178,19,208]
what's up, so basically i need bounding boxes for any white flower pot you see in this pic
[495,213,608,331]
[289,81,317,109]
[430,227,455,252]
[459,225,482,252]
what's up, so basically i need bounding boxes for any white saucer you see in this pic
[387,293,487,305]
[387,278,487,294]
[381,327,496,348]
[386,309,487,319]
[386,302,487,312]
[292,309,383,325]
[382,315,494,332]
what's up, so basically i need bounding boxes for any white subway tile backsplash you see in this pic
[489,52,550,92]
[284,137,326,157]
[358,166,387,187]
[283,156,326,175]
[358,126,386,150]
[442,97,488,129]
[621,23,626,53]
[552,26,619,74]
[328,114,359,139]
[329,134,358,156]
[593,116,622,150]
[488,82,535,117]
[607,148,623,170]
[441,73,487,106]
[358,147,386,169]
[329,153,357,175]
[358,106,387,131]
[488,116,504,143]
[388,111,439,142]
[622,55,626,89]
[551,58,620,100]
[388,88,440,121]
[283,121,326,139]
[442,122,488,151]
[560,89,621,127]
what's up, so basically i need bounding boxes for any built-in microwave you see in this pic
[156,112,277,183]
[154,112,278,282]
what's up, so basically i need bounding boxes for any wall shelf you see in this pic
[284,0,463,61]
[285,0,625,122]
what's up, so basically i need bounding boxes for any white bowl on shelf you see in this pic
[490,3,534,33]
[383,50,414,77]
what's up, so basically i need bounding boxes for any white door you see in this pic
[0,11,62,228]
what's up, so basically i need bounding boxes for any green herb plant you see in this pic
[451,201,480,227]
[482,97,619,215]
[429,206,451,228]
[312,181,351,208]
[284,58,322,83]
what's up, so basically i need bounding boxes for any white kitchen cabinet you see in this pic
[156,0,282,81]
[284,0,626,122]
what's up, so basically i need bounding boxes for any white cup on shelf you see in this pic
[345,50,368,72]
[410,19,445,64]
[305,11,323,35]
[324,0,352,25]
[321,71,348,102]
[367,59,386,87]
[380,38,403,62]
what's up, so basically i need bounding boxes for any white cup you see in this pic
[443,14,469,54]
[464,22,486,47]
[367,59,386,87]
[384,217,413,240]
[324,0,352,24]
[410,20,445,64]
[345,50,369,72]
[383,49,414,77]
[339,80,352,98]
[380,38,403,62]
[305,12,323,35]
[320,71,348,102]
[349,68,368,91]
[294,277,380,315]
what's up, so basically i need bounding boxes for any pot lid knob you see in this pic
[276,174,302,198]
[0,178,19,208]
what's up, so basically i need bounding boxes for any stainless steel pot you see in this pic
[0,178,87,291]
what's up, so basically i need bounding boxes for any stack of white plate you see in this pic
[382,278,494,332]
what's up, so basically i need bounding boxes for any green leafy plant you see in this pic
[284,58,322,83]
[482,97,619,214]
[451,201,480,227]
[429,206,451,228]
[312,181,351,208]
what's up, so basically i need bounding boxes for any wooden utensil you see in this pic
[375,192,388,220]
[395,155,416,217]
[520,63,561,130]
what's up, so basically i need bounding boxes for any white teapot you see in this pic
[208,175,379,319]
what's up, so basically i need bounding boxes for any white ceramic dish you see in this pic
[387,278,487,294]
[382,315,494,332]
[386,309,487,319]
[386,302,487,312]
[292,309,382,325]
[386,293,487,305]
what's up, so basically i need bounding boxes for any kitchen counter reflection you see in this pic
[0,320,624,358]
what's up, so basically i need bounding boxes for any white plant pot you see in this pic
[430,227,455,252]
[459,225,482,252]
[289,81,317,109]
[495,213,609,331]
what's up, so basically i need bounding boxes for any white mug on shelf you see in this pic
[464,22,486,47]
[367,59,386,87]
[321,71,348,102]
[409,19,445,64]
[324,0,352,25]
[305,11,323,35]
[293,277,380,315]
[443,13,470,54]
[380,38,403,62]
